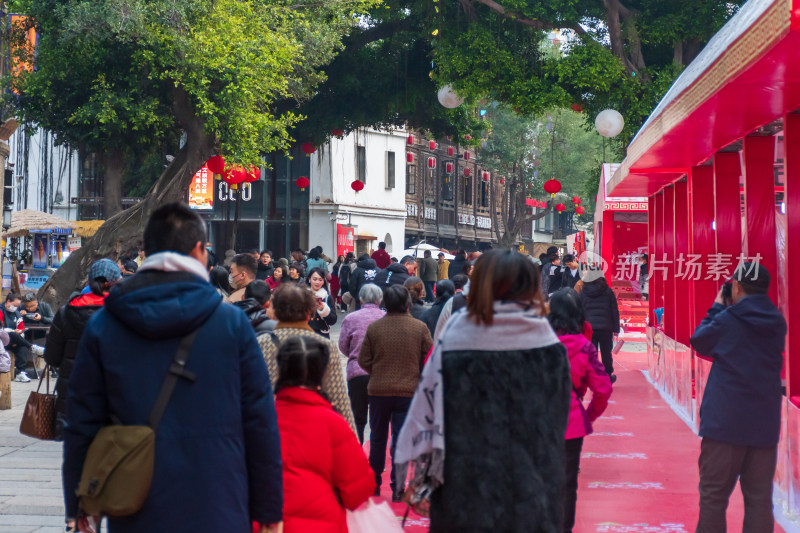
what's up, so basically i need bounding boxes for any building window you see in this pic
[480,181,489,207]
[357,145,366,183]
[407,164,416,195]
[462,175,472,205]
[386,151,395,188]
[442,172,453,201]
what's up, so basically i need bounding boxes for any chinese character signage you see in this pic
[32,232,49,269]
[337,224,355,258]
[188,165,214,210]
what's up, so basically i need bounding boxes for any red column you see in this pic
[648,195,656,321]
[742,135,778,305]
[663,186,676,339]
[602,210,614,275]
[689,166,718,349]
[785,114,800,399]
[713,152,743,262]
[654,191,665,323]
[674,179,692,346]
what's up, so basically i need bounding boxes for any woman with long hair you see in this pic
[307,267,337,338]
[548,288,612,533]
[403,276,427,319]
[395,249,571,533]
[274,336,375,532]
[267,265,288,291]
[209,265,232,298]
[330,255,345,306]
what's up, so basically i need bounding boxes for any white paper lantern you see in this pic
[437,85,464,109]
[595,109,625,138]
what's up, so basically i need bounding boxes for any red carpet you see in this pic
[365,350,785,532]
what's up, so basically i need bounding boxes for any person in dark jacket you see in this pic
[561,254,581,290]
[307,267,337,338]
[45,259,122,442]
[448,249,468,279]
[421,280,455,337]
[62,203,282,533]
[690,263,785,532]
[233,280,276,335]
[419,250,439,303]
[337,253,354,310]
[373,255,416,289]
[540,246,559,296]
[579,268,620,383]
[2,293,44,383]
[371,241,392,270]
[395,249,571,532]
[349,255,379,309]
[256,250,275,281]
[21,292,55,326]
[404,277,427,319]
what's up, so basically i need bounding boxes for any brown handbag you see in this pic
[19,365,57,440]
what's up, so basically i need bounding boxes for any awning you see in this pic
[74,220,105,238]
[1,210,77,239]
[356,233,377,240]
[608,0,800,197]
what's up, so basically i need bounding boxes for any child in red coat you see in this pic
[273,336,375,533]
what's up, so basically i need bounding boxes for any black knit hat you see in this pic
[733,262,770,294]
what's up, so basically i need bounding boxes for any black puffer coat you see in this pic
[580,280,621,333]
[233,298,276,335]
[373,262,410,289]
[44,293,105,417]
[349,258,379,306]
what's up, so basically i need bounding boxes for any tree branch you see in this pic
[470,0,586,35]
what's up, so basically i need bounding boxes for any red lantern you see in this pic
[500,177,506,184]
[555,203,566,213]
[245,167,261,183]
[225,166,247,190]
[543,179,562,198]
[482,171,490,182]
[429,140,436,150]
[464,168,471,176]
[446,162,453,173]
[575,206,586,215]
[331,129,344,137]
[464,151,470,161]
[572,196,582,205]
[351,180,364,192]
[571,103,584,113]
[407,153,415,163]
[207,155,225,174]
[296,176,310,191]
[465,134,472,141]
[447,146,454,156]
[407,134,415,145]
[427,157,436,169]
[301,142,316,156]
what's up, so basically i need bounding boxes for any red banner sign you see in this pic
[337,224,355,258]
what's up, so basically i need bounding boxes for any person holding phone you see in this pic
[307,267,337,338]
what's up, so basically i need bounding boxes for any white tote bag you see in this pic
[346,497,405,533]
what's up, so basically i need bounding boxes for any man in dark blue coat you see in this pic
[690,262,786,532]
[63,203,283,533]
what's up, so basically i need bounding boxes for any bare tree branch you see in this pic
[470,0,586,35]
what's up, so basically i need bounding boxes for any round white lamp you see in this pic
[437,85,464,109]
[595,109,625,138]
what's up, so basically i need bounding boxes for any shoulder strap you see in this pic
[148,330,200,430]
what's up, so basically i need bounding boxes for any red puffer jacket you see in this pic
[276,387,375,533]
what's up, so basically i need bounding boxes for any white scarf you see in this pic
[138,251,210,281]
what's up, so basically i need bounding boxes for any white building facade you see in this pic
[308,128,407,259]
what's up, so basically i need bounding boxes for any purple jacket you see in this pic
[338,304,386,380]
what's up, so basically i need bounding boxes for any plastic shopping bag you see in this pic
[346,497,405,533]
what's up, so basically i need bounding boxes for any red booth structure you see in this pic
[606,0,800,519]
[594,163,649,333]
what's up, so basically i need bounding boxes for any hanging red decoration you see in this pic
[407,134,415,145]
[543,179,562,198]
[407,153,415,163]
[446,162,453,173]
[572,196,582,205]
[575,206,586,215]
[244,167,261,183]
[555,203,566,213]
[331,129,344,137]
[465,134,472,141]
[482,171,490,182]
[427,157,436,169]
[225,166,247,190]
[207,155,226,175]
[571,103,585,113]
[301,142,316,156]
[447,146,454,156]
[296,176,310,191]
[500,177,506,184]
[429,140,436,150]
[351,180,365,192]
[464,151,471,161]
[464,168,471,176]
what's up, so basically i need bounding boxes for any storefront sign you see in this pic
[67,236,82,252]
[22,268,51,291]
[476,216,491,229]
[424,207,437,220]
[337,224,356,258]
[188,165,214,210]
[525,198,548,209]
[217,181,253,202]
[458,213,475,225]
[32,233,49,269]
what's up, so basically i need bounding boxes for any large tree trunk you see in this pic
[102,148,124,218]
[38,88,216,308]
